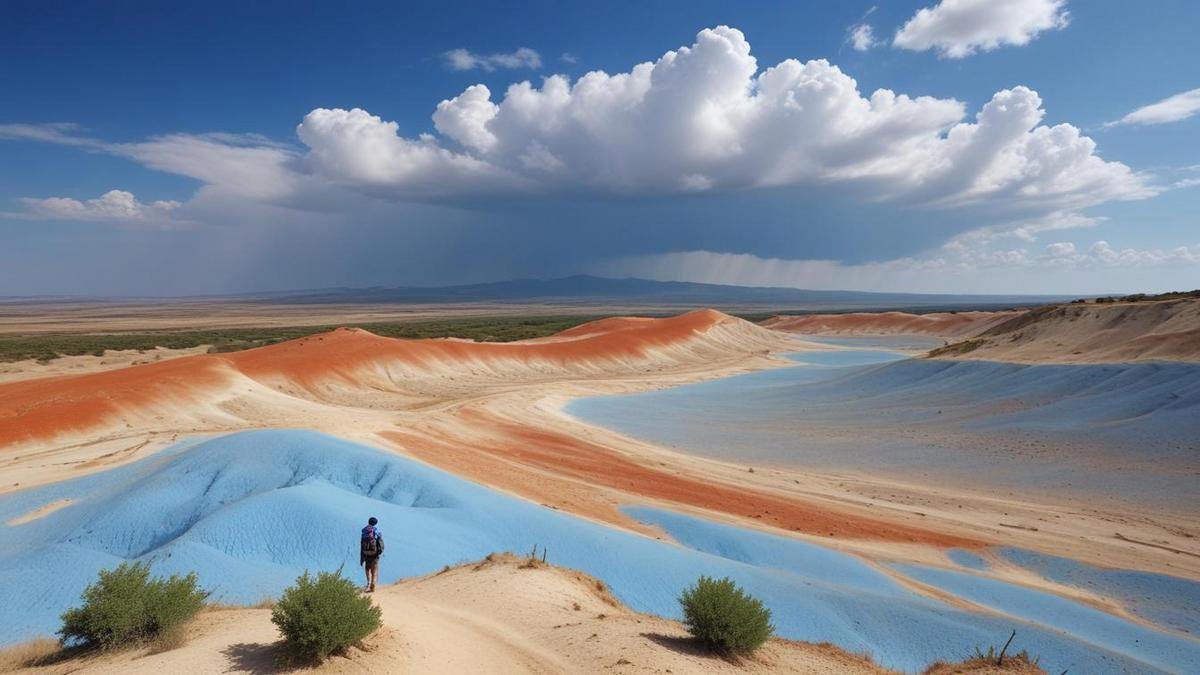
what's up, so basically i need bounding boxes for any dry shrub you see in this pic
[0,637,60,671]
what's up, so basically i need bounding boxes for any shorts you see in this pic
[363,555,380,570]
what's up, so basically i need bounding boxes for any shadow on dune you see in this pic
[222,642,281,674]
[639,632,707,657]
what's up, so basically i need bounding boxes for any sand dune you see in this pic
[3,308,1198,671]
[0,309,788,450]
[763,311,1019,338]
[930,297,1200,363]
[5,555,889,675]
[7,430,1179,672]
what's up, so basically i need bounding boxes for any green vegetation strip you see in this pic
[0,316,611,363]
[0,312,776,363]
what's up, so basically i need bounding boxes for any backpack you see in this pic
[361,525,379,556]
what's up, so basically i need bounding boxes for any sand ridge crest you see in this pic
[0,309,789,449]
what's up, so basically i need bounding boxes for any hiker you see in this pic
[360,516,384,592]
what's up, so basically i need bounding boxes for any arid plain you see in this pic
[1,296,1198,673]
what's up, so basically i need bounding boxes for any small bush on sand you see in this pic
[679,576,773,656]
[59,562,207,651]
[271,570,381,664]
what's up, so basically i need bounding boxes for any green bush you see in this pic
[59,562,207,650]
[679,576,774,655]
[271,570,381,663]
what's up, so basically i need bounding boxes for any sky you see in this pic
[1,0,1198,297]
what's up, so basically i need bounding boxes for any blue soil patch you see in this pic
[566,358,1200,503]
[1,430,1196,673]
[947,548,990,571]
[999,547,1200,636]
[891,563,1200,674]
[798,335,946,351]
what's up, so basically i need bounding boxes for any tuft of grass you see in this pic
[146,623,191,655]
[923,649,1043,674]
[58,562,207,652]
[270,569,381,665]
[679,576,774,656]
[0,637,61,671]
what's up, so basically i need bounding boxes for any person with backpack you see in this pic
[360,516,384,592]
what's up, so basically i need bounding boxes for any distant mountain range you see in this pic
[236,275,1070,311]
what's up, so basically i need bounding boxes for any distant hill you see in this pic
[239,275,1066,311]
[928,294,1200,363]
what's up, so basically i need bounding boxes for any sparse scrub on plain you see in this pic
[271,570,381,664]
[0,315,610,363]
[58,562,207,651]
[679,575,774,656]
[927,338,987,357]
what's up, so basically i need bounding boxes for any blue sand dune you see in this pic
[999,547,1200,637]
[2,430,1198,672]
[567,357,1200,502]
[892,563,1200,673]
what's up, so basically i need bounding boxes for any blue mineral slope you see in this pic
[2,430,1197,673]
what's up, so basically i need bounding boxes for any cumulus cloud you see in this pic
[10,190,183,226]
[297,107,523,197]
[848,24,878,51]
[418,27,1149,212]
[443,47,542,72]
[894,0,1070,58]
[2,26,1153,239]
[1107,88,1200,127]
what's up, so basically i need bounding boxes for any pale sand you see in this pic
[4,555,890,675]
[767,298,1200,363]
[932,298,1200,363]
[0,310,1196,625]
[764,311,1021,338]
[0,347,209,384]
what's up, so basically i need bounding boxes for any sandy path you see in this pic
[9,556,889,674]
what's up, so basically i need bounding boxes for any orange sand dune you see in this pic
[764,311,1019,338]
[0,309,784,448]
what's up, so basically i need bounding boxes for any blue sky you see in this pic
[1,0,1197,296]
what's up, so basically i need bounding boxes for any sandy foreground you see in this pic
[0,308,1197,641]
[5,554,900,675]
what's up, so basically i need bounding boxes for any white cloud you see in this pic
[296,107,523,197]
[848,24,878,51]
[1044,241,1076,256]
[0,122,102,148]
[1107,88,1200,127]
[894,0,1070,58]
[443,47,542,72]
[115,133,301,202]
[1174,177,1200,189]
[2,26,1153,238]
[599,236,1200,294]
[11,190,183,226]
[560,52,579,64]
[419,27,1149,213]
